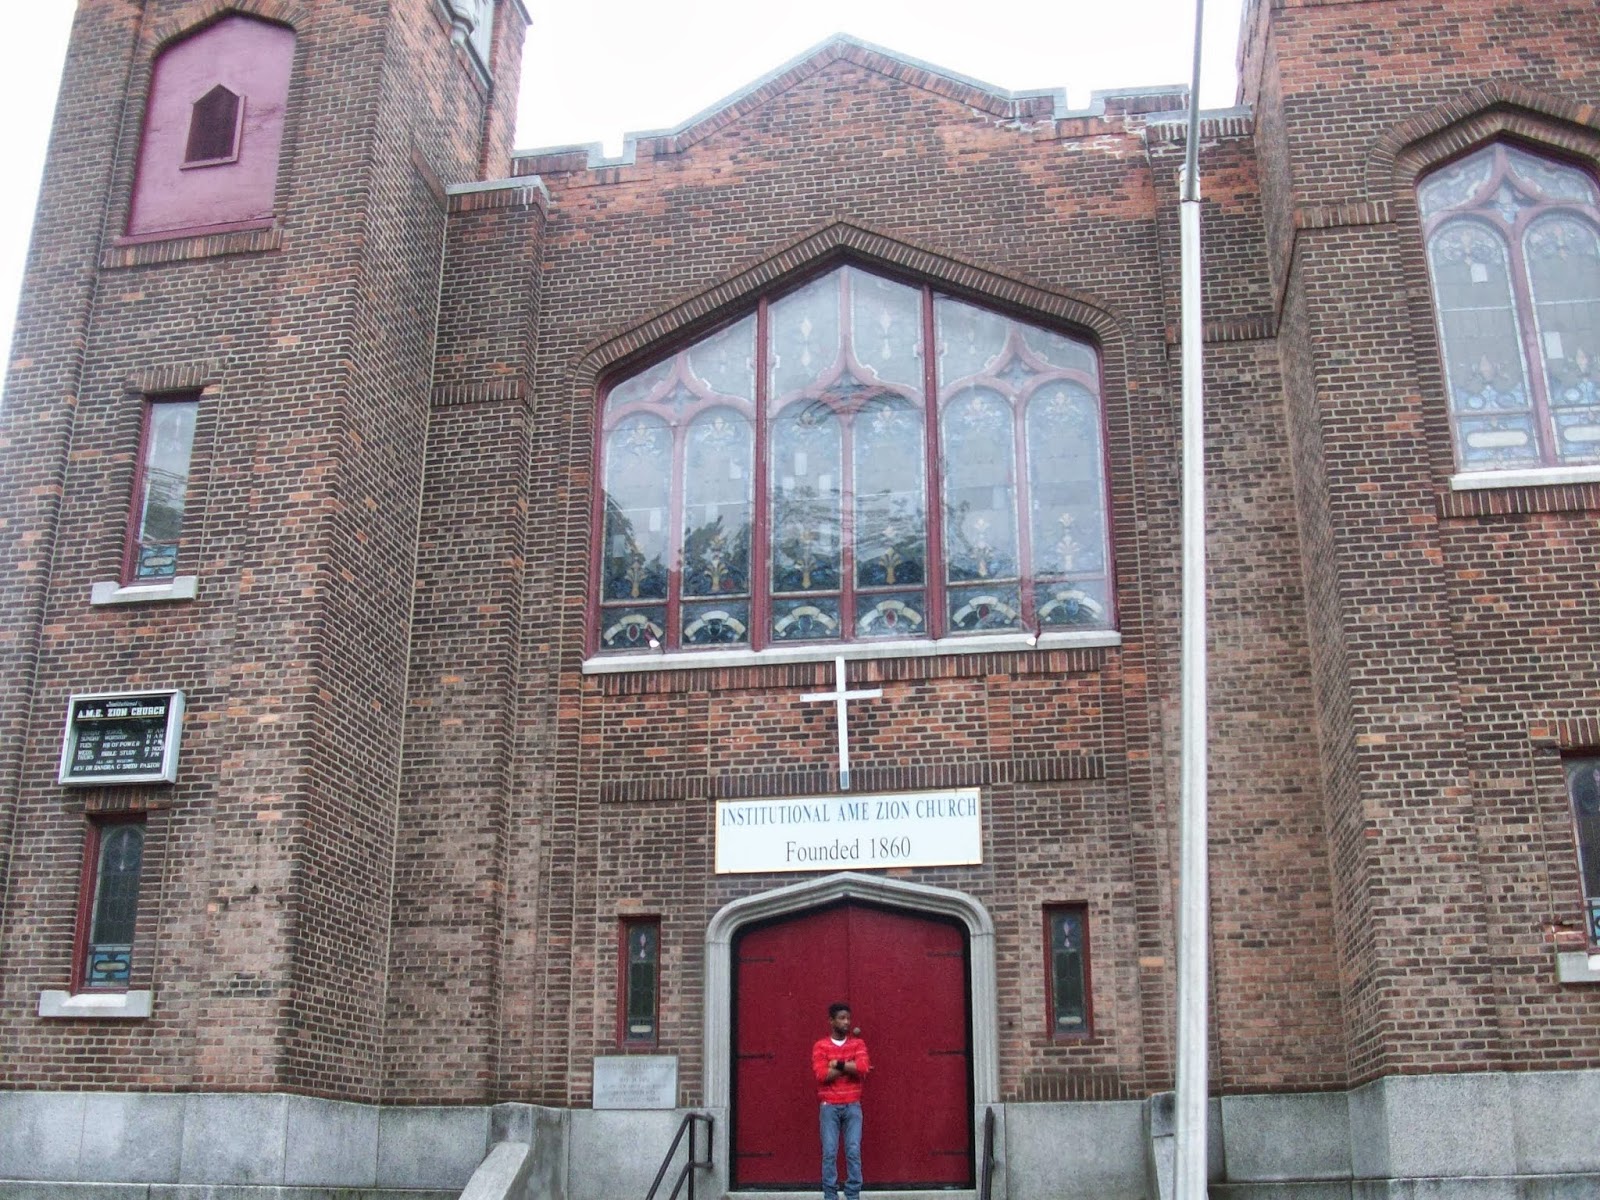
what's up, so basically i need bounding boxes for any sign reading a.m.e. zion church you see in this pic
[57,690,185,786]
[715,788,982,874]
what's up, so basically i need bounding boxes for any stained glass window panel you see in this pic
[132,398,198,580]
[853,397,926,589]
[772,596,843,642]
[85,823,143,989]
[855,590,927,639]
[681,409,753,600]
[682,599,750,647]
[602,415,672,603]
[770,273,842,398]
[850,269,924,391]
[947,583,1022,633]
[1566,758,1600,945]
[771,404,842,596]
[622,918,660,1044]
[936,297,1009,383]
[688,314,757,402]
[1525,216,1600,465]
[1028,382,1108,577]
[942,389,1018,584]
[601,606,666,652]
[1418,148,1493,219]
[1047,907,1089,1036]
[1428,221,1538,468]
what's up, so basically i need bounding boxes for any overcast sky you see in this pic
[0,0,1244,378]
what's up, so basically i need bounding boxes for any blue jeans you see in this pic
[819,1101,862,1200]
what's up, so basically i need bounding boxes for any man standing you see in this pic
[812,1002,870,1200]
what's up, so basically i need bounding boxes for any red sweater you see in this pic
[812,1035,871,1103]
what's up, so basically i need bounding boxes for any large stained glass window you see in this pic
[595,265,1112,654]
[1419,143,1600,472]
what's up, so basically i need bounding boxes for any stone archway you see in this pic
[703,871,999,1111]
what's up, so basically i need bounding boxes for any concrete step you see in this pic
[728,1192,976,1200]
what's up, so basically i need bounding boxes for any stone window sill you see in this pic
[1451,464,1600,490]
[90,576,197,606]
[38,989,153,1018]
[1555,952,1600,984]
[583,629,1121,675]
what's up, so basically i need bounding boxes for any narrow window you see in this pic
[124,395,199,583]
[75,819,146,991]
[184,84,242,164]
[1044,905,1091,1037]
[620,917,660,1045]
[1566,756,1600,947]
[1418,143,1600,472]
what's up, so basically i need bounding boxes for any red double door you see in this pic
[732,901,973,1189]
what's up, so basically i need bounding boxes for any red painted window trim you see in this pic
[589,262,1113,657]
[70,814,147,994]
[1042,903,1093,1040]
[121,392,200,586]
[618,915,662,1048]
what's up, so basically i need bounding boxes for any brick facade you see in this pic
[1,0,1598,1183]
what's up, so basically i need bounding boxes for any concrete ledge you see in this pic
[90,577,197,606]
[1554,951,1600,983]
[38,991,153,1019]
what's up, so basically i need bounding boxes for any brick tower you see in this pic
[0,0,527,1105]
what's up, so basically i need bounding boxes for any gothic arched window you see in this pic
[1419,142,1600,474]
[594,265,1113,654]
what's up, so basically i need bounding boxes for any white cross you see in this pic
[800,655,882,791]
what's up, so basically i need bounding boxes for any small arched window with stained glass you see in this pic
[1418,142,1600,472]
[594,264,1113,654]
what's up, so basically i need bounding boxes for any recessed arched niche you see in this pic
[127,15,295,239]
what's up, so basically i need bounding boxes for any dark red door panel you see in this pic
[732,901,972,1189]
[734,906,849,1185]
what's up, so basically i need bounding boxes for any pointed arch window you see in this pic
[594,265,1113,654]
[1419,143,1600,473]
[184,84,243,165]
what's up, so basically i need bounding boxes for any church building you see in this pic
[2,1,1599,1197]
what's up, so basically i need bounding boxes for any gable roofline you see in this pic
[511,33,1190,173]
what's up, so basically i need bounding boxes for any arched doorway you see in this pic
[704,872,999,1192]
[733,900,973,1188]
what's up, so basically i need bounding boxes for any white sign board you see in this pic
[715,789,982,874]
[592,1055,678,1110]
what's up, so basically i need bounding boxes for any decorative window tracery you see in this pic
[595,265,1112,654]
[1419,143,1600,472]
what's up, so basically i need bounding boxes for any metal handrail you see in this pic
[979,1105,998,1200]
[644,1111,714,1200]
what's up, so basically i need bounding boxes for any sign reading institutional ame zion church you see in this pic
[715,788,983,874]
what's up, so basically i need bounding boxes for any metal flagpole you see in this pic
[1175,1,1210,1197]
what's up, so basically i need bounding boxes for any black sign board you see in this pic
[58,691,185,786]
